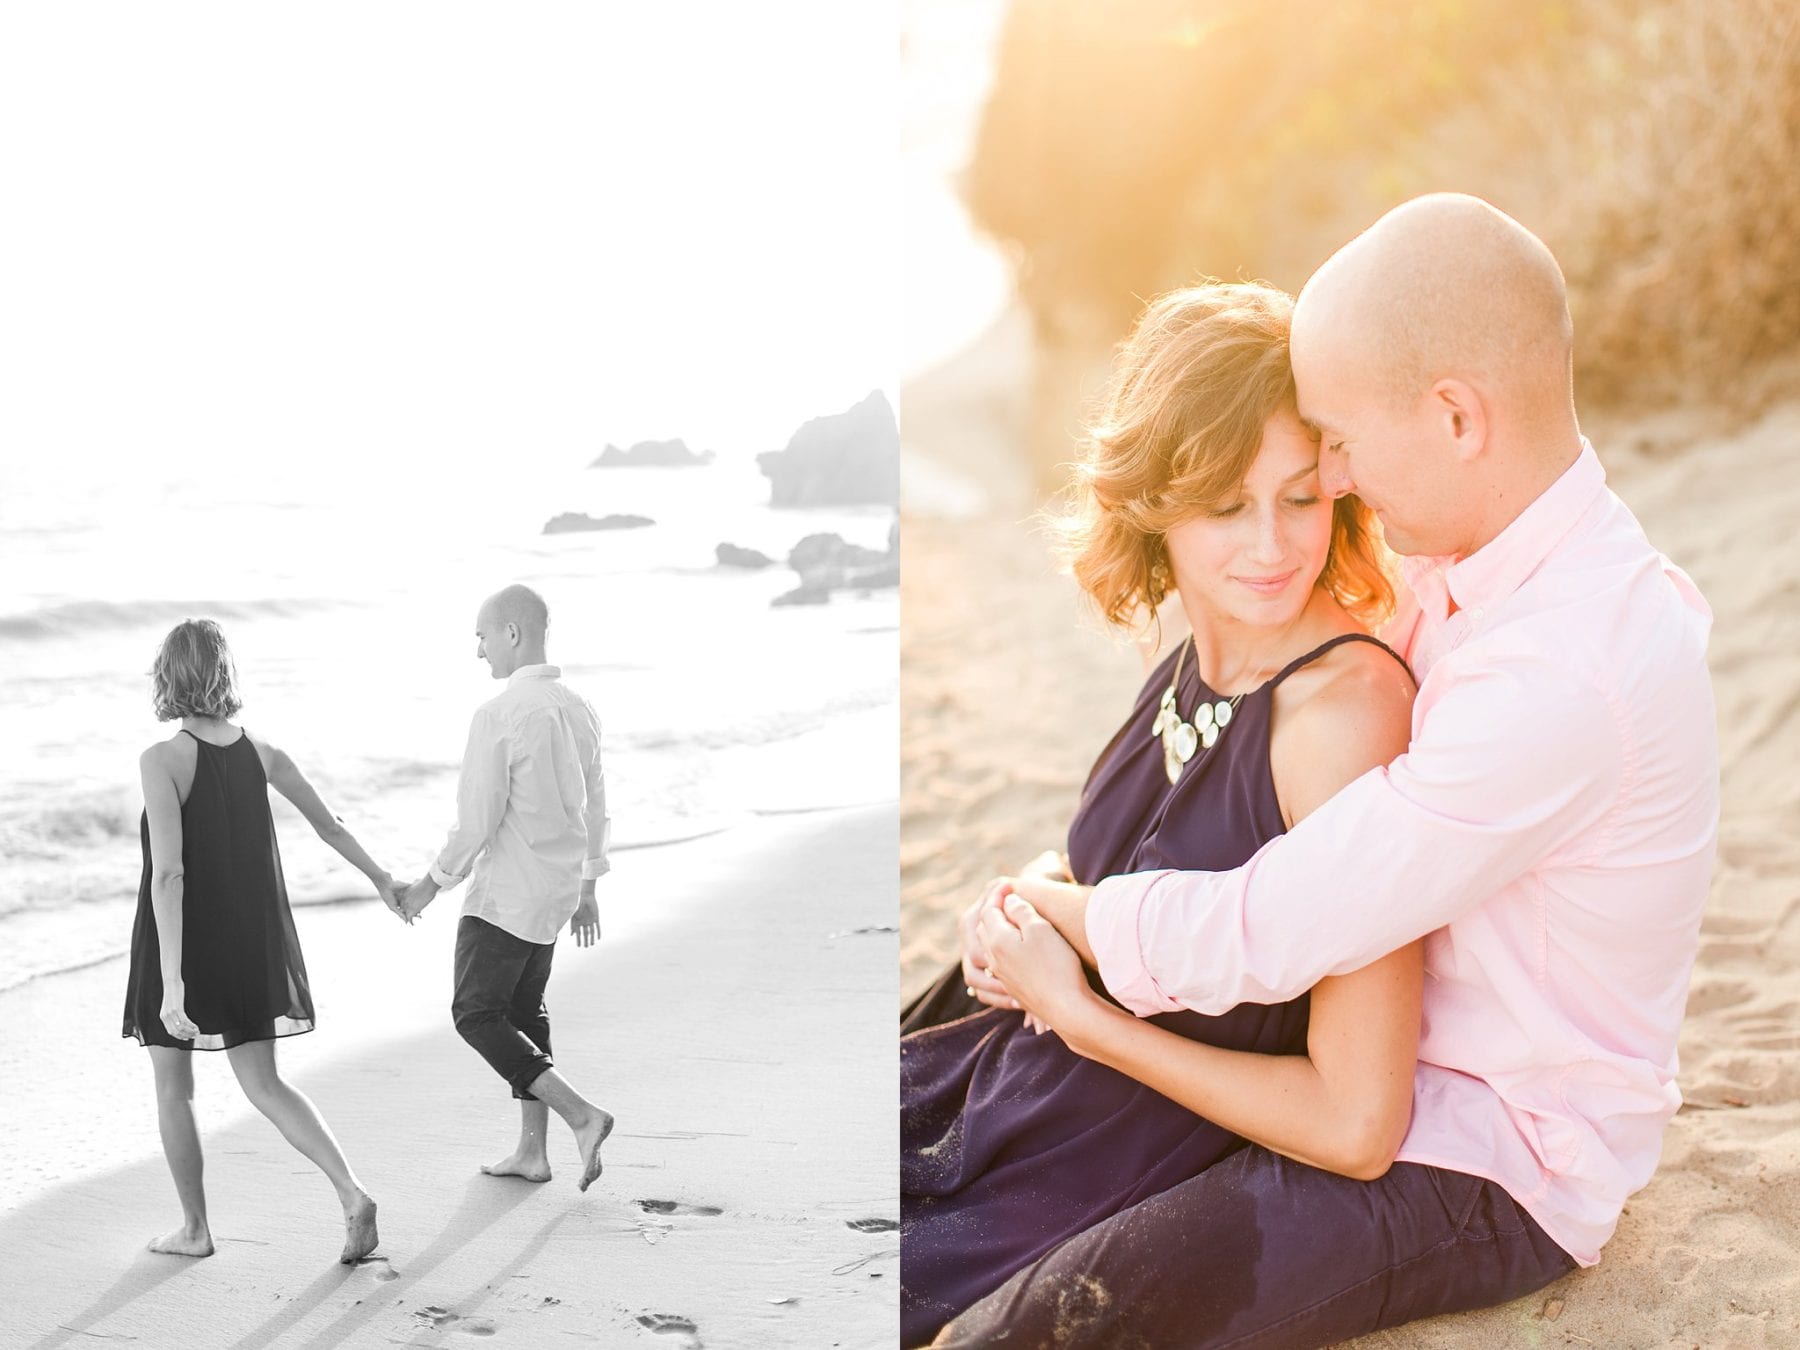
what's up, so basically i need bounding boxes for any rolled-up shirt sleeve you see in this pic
[1088,657,1627,1016]
[429,707,511,890]
[581,744,611,881]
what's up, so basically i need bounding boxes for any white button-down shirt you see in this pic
[1087,442,1719,1265]
[429,664,611,945]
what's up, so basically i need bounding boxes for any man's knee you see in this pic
[452,997,508,1041]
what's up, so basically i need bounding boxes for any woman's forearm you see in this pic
[317,819,388,883]
[1061,1000,1403,1180]
[150,876,185,987]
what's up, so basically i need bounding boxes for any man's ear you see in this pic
[507,622,522,646]
[1429,378,1488,462]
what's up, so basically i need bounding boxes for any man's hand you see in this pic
[400,876,440,923]
[1005,874,1098,968]
[570,893,600,948]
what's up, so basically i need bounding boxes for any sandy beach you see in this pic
[1,805,898,1349]
[900,315,1800,1346]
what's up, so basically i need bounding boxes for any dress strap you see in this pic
[178,728,201,743]
[1268,632,1413,688]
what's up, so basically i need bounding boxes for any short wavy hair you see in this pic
[151,619,244,722]
[1055,281,1395,630]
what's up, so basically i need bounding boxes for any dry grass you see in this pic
[965,0,1800,469]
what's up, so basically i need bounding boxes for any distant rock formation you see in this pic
[715,542,776,569]
[590,439,714,467]
[542,512,655,535]
[770,519,900,607]
[757,391,899,507]
[788,533,889,573]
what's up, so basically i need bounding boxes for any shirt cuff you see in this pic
[581,858,611,881]
[428,861,466,891]
[1087,871,1183,1016]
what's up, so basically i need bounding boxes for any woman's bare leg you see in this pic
[226,1039,378,1262]
[147,1046,214,1256]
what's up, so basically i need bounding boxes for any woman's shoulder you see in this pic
[140,729,197,771]
[1269,633,1416,826]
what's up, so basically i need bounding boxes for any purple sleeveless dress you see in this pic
[899,634,1407,1346]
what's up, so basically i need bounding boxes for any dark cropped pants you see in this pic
[928,1146,1576,1349]
[452,916,555,1101]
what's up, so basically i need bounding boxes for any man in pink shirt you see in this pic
[938,195,1718,1345]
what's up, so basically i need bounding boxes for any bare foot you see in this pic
[574,1110,616,1193]
[339,1194,379,1265]
[481,1150,552,1183]
[148,1224,214,1258]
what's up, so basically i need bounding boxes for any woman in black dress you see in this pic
[123,619,401,1263]
[899,283,1421,1343]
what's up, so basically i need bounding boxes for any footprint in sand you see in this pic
[355,1256,400,1282]
[412,1307,496,1337]
[846,1217,899,1232]
[637,1312,700,1335]
[637,1199,724,1216]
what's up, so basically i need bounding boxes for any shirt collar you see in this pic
[1400,438,1606,621]
[507,663,561,685]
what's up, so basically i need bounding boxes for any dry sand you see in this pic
[900,314,1800,1347]
[1,806,898,1349]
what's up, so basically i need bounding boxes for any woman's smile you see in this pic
[1233,568,1299,597]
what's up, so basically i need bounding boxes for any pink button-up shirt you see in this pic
[1086,442,1718,1265]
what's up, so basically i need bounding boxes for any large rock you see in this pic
[757,391,899,506]
[771,520,900,607]
[542,512,655,534]
[590,439,714,467]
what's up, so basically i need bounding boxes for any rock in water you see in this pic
[757,391,899,506]
[542,512,655,534]
[590,439,714,467]
[788,532,889,574]
[716,542,777,569]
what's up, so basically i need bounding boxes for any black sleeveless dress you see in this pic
[899,633,1409,1345]
[122,729,316,1051]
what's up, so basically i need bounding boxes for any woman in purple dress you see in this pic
[899,283,1420,1344]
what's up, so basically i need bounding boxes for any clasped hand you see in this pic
[376,874,438,924]
[958,853,1097,1035]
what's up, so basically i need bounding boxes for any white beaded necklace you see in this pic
[1150,637,1244,785]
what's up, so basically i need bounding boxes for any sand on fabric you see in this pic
[0,805,897,1349]
[900,315,1800,1346]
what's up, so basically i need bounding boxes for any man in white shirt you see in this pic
[400,585,615,1192]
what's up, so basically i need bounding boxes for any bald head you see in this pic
[474,584,549,678]
[482,584,549,643]
[1295,193,1573,412]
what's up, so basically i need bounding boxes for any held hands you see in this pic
[398,876,440,923]
[977,892,1097,1037]
[159,983,199,1040]
[959,850,1079,1012]
[375,872,409,922]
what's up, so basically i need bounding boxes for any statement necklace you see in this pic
[1151,638,1245,785]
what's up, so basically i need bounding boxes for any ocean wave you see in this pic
[609,688,894,756]
[0,596,344,642]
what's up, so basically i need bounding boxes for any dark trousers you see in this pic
[929,1147,1576,1349]
[452,916,555,1101]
